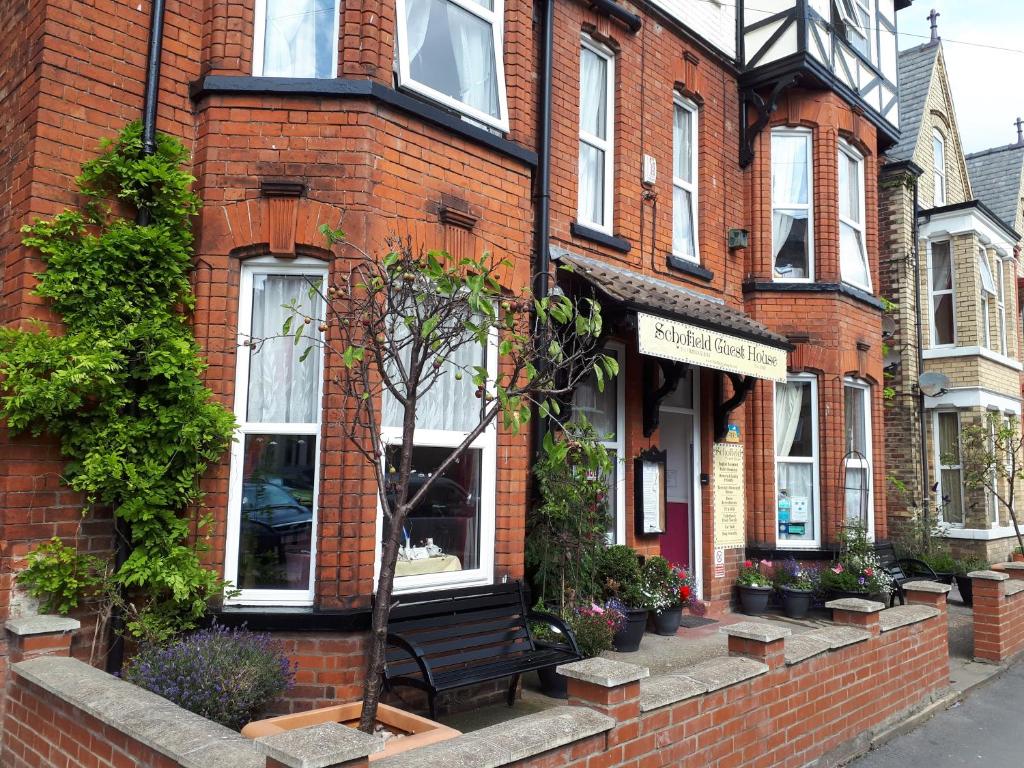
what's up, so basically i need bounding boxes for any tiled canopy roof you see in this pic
[966,144,1024,232]
[551,247,791,350]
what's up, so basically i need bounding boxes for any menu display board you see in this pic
[712,443,745,549]
[634,448,667,535]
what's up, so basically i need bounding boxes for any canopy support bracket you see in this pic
[714,371,757,441]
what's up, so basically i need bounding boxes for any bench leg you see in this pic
[507,674,520,708]
[428,691,438,722]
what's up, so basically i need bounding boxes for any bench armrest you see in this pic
[896,558,940,580]
[386,632,436,687]
[528,610,582,657]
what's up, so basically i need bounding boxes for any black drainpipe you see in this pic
[107,0,167,674]
[911,175,930,542]
[532,0,555,460]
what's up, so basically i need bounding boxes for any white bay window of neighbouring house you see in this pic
[772,130,813,281]
[578,40,614,232]
[838,142,871,291]
[979,248,995,349]
[227,262,327,603]
[775,377,819,546]
[380,332,496,591]
[254,0,340,78]
[935,411,964,526]
[396,0,509,130]
[930,241,955,346]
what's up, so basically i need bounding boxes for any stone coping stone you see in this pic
[638,674,708,712]
[824,598,886,613]
[902,580,953,593]
[374,706,613,768]
[556,656,648,687]
[813,625,871,650]
[720,621,791,643]
[1004,581,1024,597]
[5,615,80,636]
[1001,562,1024,572]
[969,570,1009,581]
[784,634,832,665]
[256,722,383,768]
[878,605,939,633]
[676,656,768,693]
[12,656,264,768]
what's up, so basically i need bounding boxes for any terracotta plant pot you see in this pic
[536,664,569,699]
[1013,551,1024,563]
[652,606,683,636]
[954,574,974,606]
[613,607,649,652]
[241,702,460,761]
[737,585,772,615]
[780,587,813,619]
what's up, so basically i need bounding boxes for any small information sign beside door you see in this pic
[634,448,667,535]
[712,443,745,549]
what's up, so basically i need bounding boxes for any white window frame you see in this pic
[774,373,821,549]
[933,410,965,528]
[838,140,871,292]
[927,239,956,348]
[224,257,328,606]
[843,378,874,540]
[837,0,872,60]
[672,95,700,263]
[997,257,1008,356]
[252,0,342,79]
[771,127,815,283]
[986,410,1000,525]
[394,0,511,132]
[577,36,615,234]
[374,328,499,594]
[979,246,995,350]
[932,129,947,206]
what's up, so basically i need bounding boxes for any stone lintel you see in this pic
[256,723,382,768]
[720,621,791,643]
[5,616,81,636]
[556,657,649,687]
[824,598,886,613]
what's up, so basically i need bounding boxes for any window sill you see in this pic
[939,526,1022,541]
[922,346,1023,371]
[742,280,884,310]
[211,605,371,632]
[570,222,631,253]
[667,255,713,281]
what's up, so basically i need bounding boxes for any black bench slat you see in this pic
[383,580,582,718]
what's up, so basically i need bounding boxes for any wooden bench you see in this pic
[874,541,940,607]
[383,581,581,720]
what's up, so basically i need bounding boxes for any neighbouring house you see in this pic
[880,28,1024,562]
[0,0,912,720]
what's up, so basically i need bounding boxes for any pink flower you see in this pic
[743,560,753,568]
[591,603,605,614]
[864,567,874,578]
[831,564,844,574]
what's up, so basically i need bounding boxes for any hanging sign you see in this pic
[712,443,746,549]
[637,312,787,382]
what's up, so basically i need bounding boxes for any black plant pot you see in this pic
[613,608,649,652]
[934,572,955,586]
[955,575,974,606]
[652,606,683,636]
[780,587,814,619]
[537,664,569,699]
[737,585,772,615]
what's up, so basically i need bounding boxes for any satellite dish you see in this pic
[919,371,950,397]
[881,314,897,340]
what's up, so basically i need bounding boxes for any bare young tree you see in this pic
[257,228,616,732]
[959,412,1024,556]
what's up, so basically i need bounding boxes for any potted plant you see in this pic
[598,545,651,651]
[736,559,773,614]
[532,600,624,698]
[773,558,817,619]
[919,551,957,585]
[1013,546,1024,563]
[642,557,686,635]
[953,556,989,606]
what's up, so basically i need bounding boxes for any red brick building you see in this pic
[0,0,911,715]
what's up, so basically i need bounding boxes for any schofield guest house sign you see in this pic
[637,313,787,383]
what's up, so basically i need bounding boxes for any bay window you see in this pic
[934,411,964,526]
[672,97,699,262]
[578,38,615,233]
[843,380,873,537]
[838,141,871,291]
[226,259,328,604]
[573,345,626,543]
[979,247,995,349]
[253,0,340,79]
[933,129,947,206]
[380,327,497,592]
[395,0,510,131]
[929,241,956,346]
[771,129,813,281]
[986,413,999,525]
[775,375,819,546]
[997,257,1007,355]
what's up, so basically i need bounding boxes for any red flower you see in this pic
[680,586,692,600]
[864,567,874,578]
[743,560,753,569]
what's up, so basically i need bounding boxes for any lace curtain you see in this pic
[771,134,809,265]
[578,47,608,225]
[262,0,336,78]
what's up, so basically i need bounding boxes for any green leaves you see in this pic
[6,124,235,642]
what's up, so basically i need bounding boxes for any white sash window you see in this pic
[775,374,820,547]
[253,0,340,79]
[772,129,814,282]
[578,38,615,233]
[839,141,871,291]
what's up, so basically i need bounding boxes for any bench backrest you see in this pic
[873,542,907,579]
[384,581,536,680]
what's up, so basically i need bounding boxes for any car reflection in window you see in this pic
[239,481,313,590]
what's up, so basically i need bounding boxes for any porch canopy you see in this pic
[551,248,791,384]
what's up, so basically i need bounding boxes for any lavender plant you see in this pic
[122,624,295,730]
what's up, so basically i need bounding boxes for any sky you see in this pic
[897,1,1024,154]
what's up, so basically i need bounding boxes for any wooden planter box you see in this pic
[241,702,461,761]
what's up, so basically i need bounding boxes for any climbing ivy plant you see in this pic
[1,122,236,642]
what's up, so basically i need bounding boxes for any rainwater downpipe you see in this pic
[107,0,167,674]
[911,175,931,539]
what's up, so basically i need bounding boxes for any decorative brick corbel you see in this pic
[260,179,306,257]
[439,203,479,261]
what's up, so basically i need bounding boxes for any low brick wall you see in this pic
[971,564,1024,663]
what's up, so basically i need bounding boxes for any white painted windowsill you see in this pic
[941,526,1022,541]
[922,345,1023,371]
